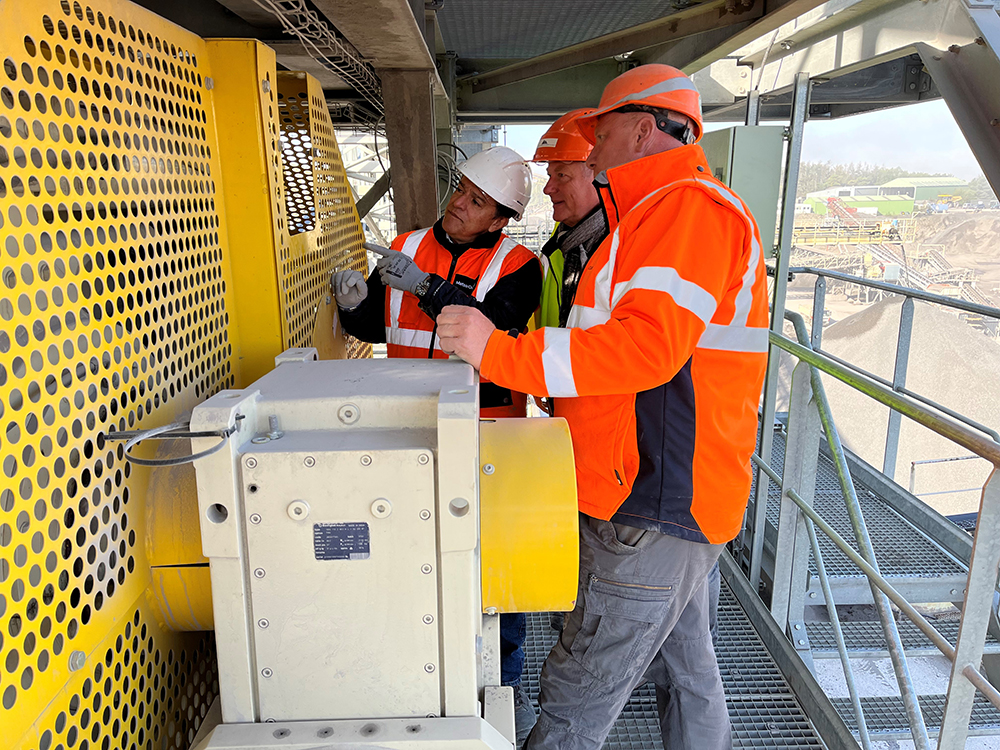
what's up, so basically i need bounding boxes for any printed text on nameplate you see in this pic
[313,522,371,560]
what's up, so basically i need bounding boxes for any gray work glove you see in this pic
[331,269,368,309]
[370,243,430,295]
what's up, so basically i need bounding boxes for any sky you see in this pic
[499,99,985,181]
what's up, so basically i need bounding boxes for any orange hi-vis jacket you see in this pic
[479,145,769,543]
[340,220,541,418]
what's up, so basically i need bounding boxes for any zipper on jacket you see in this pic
[428,252,461,358]
[590,574,673,592]
[614,469,623,486]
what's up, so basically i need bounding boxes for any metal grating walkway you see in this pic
[523,582,825,748]
[806,618,1000,657]
[754,431,968,602]
[830,694,1000,740]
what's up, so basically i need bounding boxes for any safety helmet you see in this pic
[532,108,596,162]
[457,146,532,220]
[576,64,703,145]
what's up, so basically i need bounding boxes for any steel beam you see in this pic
[733,0,980,97]
[916,4,1000,202]
[463,0,762,94]
[682,0,837,73]
[382,69,440,232]
[456,60,622,123]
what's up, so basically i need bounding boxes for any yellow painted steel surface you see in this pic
[480,418,579,613]
[207,45,369,385]
[0,2,369,748]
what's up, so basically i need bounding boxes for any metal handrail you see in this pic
[774,326,1000,465]
[762,311,1000,748]
[754,454,1000,715]
[789,266,1000,319]
[804,344,1000,443]
[781,311,932,749]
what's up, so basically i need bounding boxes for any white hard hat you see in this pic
[457,146,532,220]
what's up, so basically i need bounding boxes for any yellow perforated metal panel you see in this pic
[276,72,370,359]
[0,1,240,747]
[2,4,373,747]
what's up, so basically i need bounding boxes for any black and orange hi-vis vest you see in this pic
[339,219,541,418]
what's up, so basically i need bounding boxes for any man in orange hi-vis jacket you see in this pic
[438,65,769,750]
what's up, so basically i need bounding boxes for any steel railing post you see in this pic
[771,360,821,634]
[811,276,826,349]
[805,517,874,750]
[938,471,1000,750]
[751,71,811,590]
[883,297,914,478]
[785,311,933,750]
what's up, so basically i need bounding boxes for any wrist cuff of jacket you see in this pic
[479,329,509,381]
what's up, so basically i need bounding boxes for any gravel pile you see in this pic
[776,296,1000,515]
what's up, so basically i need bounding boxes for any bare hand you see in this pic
[436,305,496,370]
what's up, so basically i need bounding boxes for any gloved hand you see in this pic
[331,269,368,309]
[370,245,430,296]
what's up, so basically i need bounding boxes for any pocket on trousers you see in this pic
[570,574,678,683]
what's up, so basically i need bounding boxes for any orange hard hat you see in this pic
[576,64,703,144]
[532,108,595,162]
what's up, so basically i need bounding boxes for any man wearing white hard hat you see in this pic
[331,146,542,741]
[332,145,539,417]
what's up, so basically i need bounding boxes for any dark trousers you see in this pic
[501,612,526,686]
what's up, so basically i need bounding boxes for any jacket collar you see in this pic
[432,218,502,256]
[542,205,606,259]
[595,144,711,230]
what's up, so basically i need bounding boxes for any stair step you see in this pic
[831,694,1000,739]
[807,619,1000,657]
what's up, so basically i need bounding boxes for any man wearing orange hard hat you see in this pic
[438,64,769,749]
[532,109,606,330]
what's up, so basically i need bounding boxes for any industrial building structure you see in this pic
[3,1,1000,750]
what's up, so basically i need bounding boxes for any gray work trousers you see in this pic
[525,515,729,750]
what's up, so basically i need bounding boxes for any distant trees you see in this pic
[796,161,954,199]
[963,175,997,202]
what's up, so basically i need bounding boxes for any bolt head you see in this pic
[484,607,498,616]
[262,667,273,678]
[371,499,392,519]
[246,457,258,468]
[424,663,436,673]
[258,619,269,629]
[423,614,434,624]
[797,639,806,645]
[360,455,372,466]
[418,453,430,465]
[69,650,86,671]
[482,463,495,475]
[287,501,310,521]
[421,564,433,574]
[338,403,360,425]
[304,456,315,468]
[250,513,262,525]
[254,568,266,579]
[419,509,431,520]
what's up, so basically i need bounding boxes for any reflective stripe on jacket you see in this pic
[371,222,539,418]
[479,145,769,543]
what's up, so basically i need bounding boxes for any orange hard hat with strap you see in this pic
[532,108,595,162]
[576,64,703,144]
